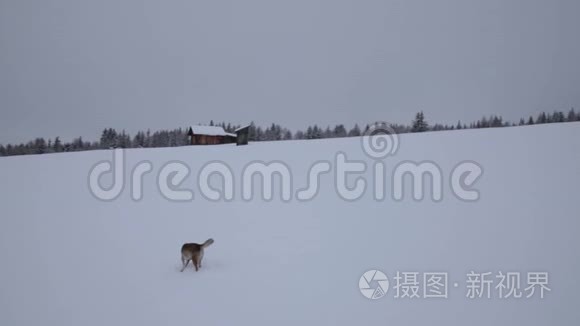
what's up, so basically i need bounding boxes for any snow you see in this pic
[235,124,251,132]
[189,125,236,137]
[0,122,579,325]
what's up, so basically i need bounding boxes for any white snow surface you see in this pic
[1,122,579,325]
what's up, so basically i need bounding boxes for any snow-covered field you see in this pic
[1,122,579,325]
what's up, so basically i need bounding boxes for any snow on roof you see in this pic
[235,124,251,132]
[189,125,236,137]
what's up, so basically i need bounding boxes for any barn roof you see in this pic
[189,125,236,137]
[235,124,251,132]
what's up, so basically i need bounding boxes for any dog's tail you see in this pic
[202,238,214,248]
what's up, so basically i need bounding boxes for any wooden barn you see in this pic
[235,125,250,146]
[187,126,237,145]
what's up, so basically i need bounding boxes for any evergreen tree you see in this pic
[333,124,347,138]
[283,130,293,140]
[133,131,146,148]
[567,108,577,122]
[552,111,565,123]
[255,127,264,141]
[120,130,132,148]
[537,112,547,124]
[527,116,534,125]
[480,116,489,128]
[53,137,63,152]
[491,115,503,127]
[100,128,118,148]
[248,122,257,141]
[34,138,47,154]
[71,137,84,151]
[323,126,332,138]
[411,111,428,132]
[348,124,361,137]
[271,123,282,140]
[312,125,322,139]
[294,130,305,139]
[306,126,314,139]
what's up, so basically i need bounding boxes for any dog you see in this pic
[180,239,214,272]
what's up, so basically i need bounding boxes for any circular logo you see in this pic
[361,122,399,159]
[359,269,389,299]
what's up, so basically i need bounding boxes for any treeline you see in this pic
[1,109,579,157]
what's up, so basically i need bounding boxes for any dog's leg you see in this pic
[193,258,199,271]
[180,259,190,272]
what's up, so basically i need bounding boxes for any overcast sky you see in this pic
[1,0,579,144]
